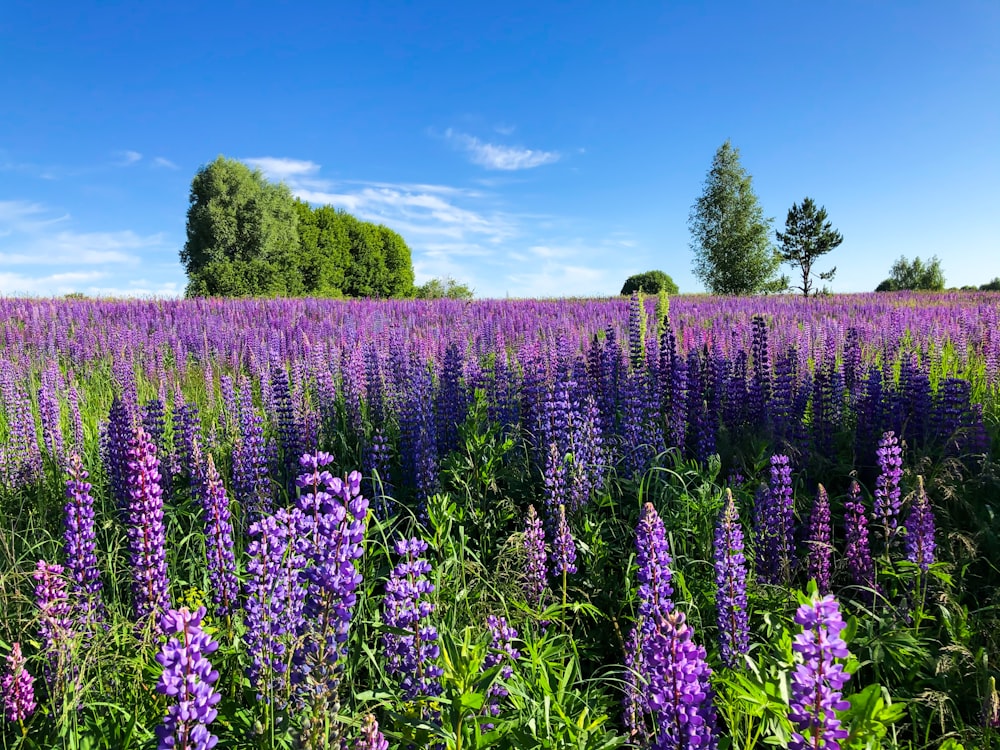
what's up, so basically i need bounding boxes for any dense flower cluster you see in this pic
[552,502,578,579]
[714,489,748,667]
[2,643,36,722]
[483,615,520,721]
[33,560,74,687]
[64,453,105,625]
[197,452,239,617]
[844,481,876,604]
[644,609,717,749]
[524,504,548,605]
[874,431,904,546]
[353,714,389,750]
[154,606,222,750]
[125,425,171,629]
[807,484,833,594]
[755,454,795,585]
[788,595,852,750]
[382,537,442,701]
[904,476,936,572]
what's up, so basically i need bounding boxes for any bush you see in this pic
[620,270,679,296]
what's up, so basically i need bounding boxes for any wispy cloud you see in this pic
[116,150,143,166]
[244,157,322,182]
[444,129,560,171]
[152,156,179,169]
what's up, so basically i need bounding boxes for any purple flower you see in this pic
[243,507,308,703]
[714,489,748,668]
[33,560,74,687]
[636,502,673,623]
[196,451,239,618]
[103,396,134,509]
[788,595,852,750]
[807,484,833,595]
[844,481,876,604]
[552,503,577,579]
[382,537,443,701]
[904,476,935,572]
[524,505,548,606]
[154,606,222,750]
[644,609,717,750]
[755,454,795,585]
[483,615,519,721]
[2,643,37,722]
[353,714,389,750]
[874,430,903,548]
[232,382,272,524]
[126,425,171,630]
[64,453,105,626]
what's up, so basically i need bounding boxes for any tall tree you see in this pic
[181,157,302,297]
[294,200,350,297]
[379,225,416,298]
[689,141,785,295]
[775,197,843,297]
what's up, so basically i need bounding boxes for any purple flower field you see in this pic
[0,291,999,749]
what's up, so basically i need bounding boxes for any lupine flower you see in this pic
[293,455,369,710]
[807,484,833,594]
[844,481,876,603]
[643,609,717,750]
[197,452,239,618]
[2,643,36,722]
[755,454,795,585]
[244,508,308,703]
[34,560,74,687]
[483,615,519,721]
[64,453,105,626]
[154,606,222,750]
[874,430,903,548]
[904,475,935,572]
[714,489,749,668]
[382,537,443,701]
[353,714,389,750]
[524,505,548,606]
[232,384,272,524]
[552,503,577,579]
[126,425,171,629]
[104,396,133,509]
[788,595,852,750]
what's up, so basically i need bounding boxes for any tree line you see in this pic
[181,157,418,299]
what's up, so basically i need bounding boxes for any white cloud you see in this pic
[444,129,560,171]
[494,123,517,136]
[152,157,179,169]
[244,157,322,182]
[116,150,142,166]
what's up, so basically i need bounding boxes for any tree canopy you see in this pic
[689,141,785,295]
[620,270,679,296]
[875,255,946,292]
[182,156,415,299]
[776,197,843,297]
[415,276,475,300]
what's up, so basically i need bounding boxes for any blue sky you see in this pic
[1,1,997,298]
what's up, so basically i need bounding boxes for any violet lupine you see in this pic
[904,475,936,572]
[844,481,876,604]
[524,504,548,606]
[807,484,833,595]
[755,454,796,585]
[788,595,852,750]
[644,609,717,750]
[232,384,272,525]
[353,714,389,750]
[293,455,369,713]
[625,502,675,742]
[198,453,239,618]
[874,430,904,549]
[552,503,578,585]
[714,489,749,668]
[104,396,134,509]
[34,560,74,688]
[483,615,519,722]
[243,507,308,703]
[364,428,393,519]
[154,606,222,750]
[2,643,36,722]
[125,425,171,630]
[382,537,443,702]
[64,453,105,626]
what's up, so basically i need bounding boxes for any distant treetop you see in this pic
[620,270,678,296]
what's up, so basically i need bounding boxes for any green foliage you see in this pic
[181,156,302,298]
[182,157,416,299]
[980,277,1000,292]
[776,197,843,298]
[875,255,946,292]
[689,140,786,295]
[619,270,678,296]
[416,276,476,300]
